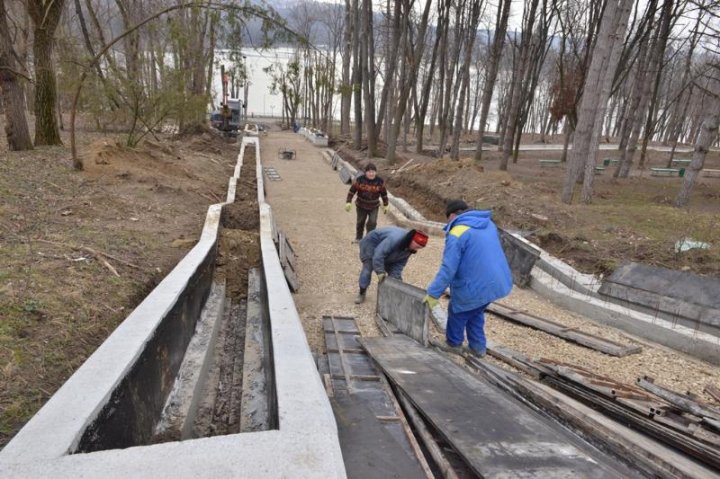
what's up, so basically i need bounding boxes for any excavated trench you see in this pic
[73,142,276,452]
[189,145,265,438]
[155,143,275,442]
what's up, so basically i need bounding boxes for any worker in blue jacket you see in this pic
[355,226,429,304]
[423,200,512,357]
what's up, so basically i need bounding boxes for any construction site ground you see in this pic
[2,118,718,452]
[0,120,239,447]
[336,139,720,277]
[262,127,719,405]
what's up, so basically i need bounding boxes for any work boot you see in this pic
[442,342,464,355]
[354,293,366,304]
[468,347,487,359]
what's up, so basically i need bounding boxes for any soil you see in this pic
[337,140,720,277]
[191,149,261,438]
[0,118,237,448]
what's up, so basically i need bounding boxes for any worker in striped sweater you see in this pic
[345,163,389,243]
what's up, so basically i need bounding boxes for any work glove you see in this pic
[376,272,387,283]
[422,295,439,309]
[345,203,352,212]
[383,205,389,214]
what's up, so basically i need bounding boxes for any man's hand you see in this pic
[422,295,439,309]
[383,205,389,214]
[376,272,387,283]
[345,203,352,212]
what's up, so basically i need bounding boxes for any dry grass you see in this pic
[0,123,237,447]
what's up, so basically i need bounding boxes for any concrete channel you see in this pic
[0,136,345,477]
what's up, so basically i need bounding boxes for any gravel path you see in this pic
[260,130,719,402]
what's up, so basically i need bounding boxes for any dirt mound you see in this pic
[216,229,261,299]
[188,133,233,155]
[223,201,259,230]
[83,139,189,180]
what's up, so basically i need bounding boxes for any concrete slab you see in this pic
[599,262,720,337]
[376,278,429,346]
[240,269,274,432]
[155,280,227,440]
[499,229,540,287]
[530,267,720,366]
[361,335,630,479]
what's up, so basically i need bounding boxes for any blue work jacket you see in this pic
[427,210,512,312]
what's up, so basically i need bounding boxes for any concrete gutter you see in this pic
[531,268,720,365]
[0,138,346,478]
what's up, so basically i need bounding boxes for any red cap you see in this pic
[412,231,429,247]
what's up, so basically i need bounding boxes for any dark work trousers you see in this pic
[355,206,379,240]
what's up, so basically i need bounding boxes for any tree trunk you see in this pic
[561,0,630,203]
[638,0,674,169]
[340,0,352,135]
[675,110,719,207]
[414,2,443,154]
[579,0,633,203]
[361,0,376,157]
[31,25,63,145]
[615,36,653,178]
[500,0,540,170]
[450,0,482,160]
[474,0,512,161]
[352,0,362,148]
[388,0,432,163]
[0,0,33,150]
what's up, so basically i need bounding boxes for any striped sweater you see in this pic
[347,175,389,210]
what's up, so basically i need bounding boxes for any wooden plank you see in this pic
[360,335,625,479]
[488,303,641,357]
[397,390,460,479]
[328,316,354,392]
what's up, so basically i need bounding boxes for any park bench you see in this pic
[539,159,562,167]
[703,169,720,178]
[671,158,692,167]
[650,167,685,177]
[594,166,606,175]
[602,158,620,167]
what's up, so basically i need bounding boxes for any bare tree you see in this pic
[0,0,33,150]
[562,0,633,204]
[352,0,362,148]
[499,0,541,170]
[675,0,720,206]
[473,0,511,161]
[340,0,352,135]
[450,0,482,160]
[387,0,433,163]
[675,101,719,207]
